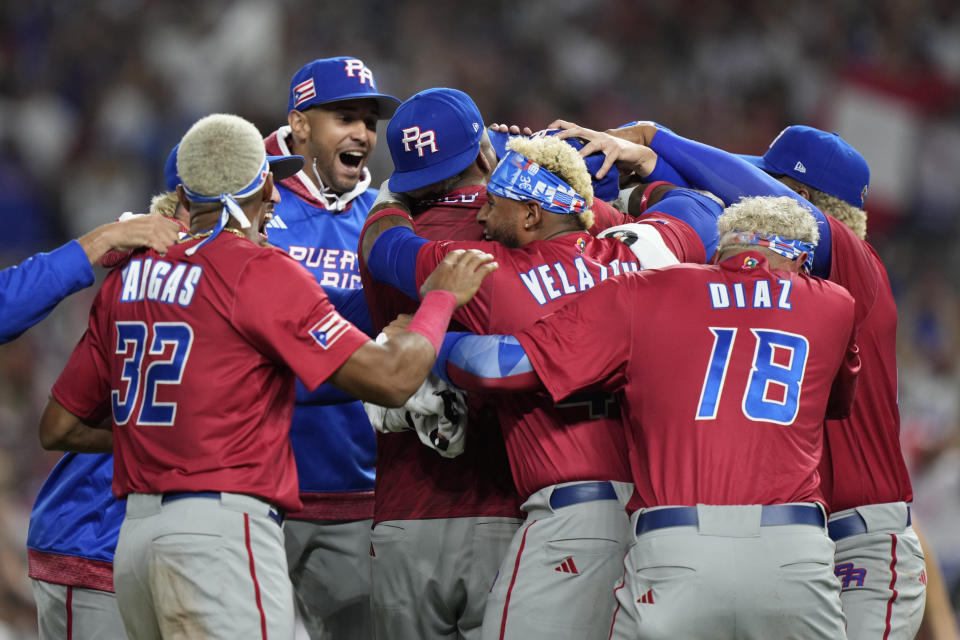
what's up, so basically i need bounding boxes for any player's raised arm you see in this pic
[328,249,497,406]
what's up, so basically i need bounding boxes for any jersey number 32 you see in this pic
[112,321,194,427]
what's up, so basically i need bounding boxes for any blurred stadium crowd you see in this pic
[1,0,959,635]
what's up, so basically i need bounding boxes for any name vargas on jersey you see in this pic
[118,257,202,306]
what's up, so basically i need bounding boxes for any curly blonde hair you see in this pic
[805,188,867,240]
[717,196,820,254]
[506,135,595,229]
[149,191,179,218]
[177,114,266,199]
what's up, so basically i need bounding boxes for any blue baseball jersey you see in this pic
[267,181,377,518]
[27,453,122,590]
[1,240,94,344]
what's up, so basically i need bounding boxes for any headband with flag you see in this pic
[181,154,269,255]
[488,150,587,215]
[722,231,815,272]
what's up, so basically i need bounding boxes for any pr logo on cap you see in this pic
[401,127,438,157]
[344,59,375,88]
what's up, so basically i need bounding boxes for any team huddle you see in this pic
[17,55,926,639]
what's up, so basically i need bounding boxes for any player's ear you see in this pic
[288,110,309,140]
[525,201,542,228]
[476,148,494,176]
[176,185,193,213]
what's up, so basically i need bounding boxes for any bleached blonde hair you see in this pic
[805,188,867,240]
[177,113,266,199]
[717,195,820,254]
[149,191,179,217]
[506,135,595,230]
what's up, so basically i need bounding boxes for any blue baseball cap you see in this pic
[487,128,621,202]
[287,56,400,118]
[387,88,485,192]
[164,143,304,191]
[739,125,870,208]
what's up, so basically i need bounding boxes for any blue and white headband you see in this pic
[488,150,588,215]
[181,154,269,255]
[724,231,815,272]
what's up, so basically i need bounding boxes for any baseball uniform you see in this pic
[648,127,925,638]
[28,453,127,639]
[444,252,859,639]
[50,232,372,640]
[365,191,713,640]
[265,127,379,639]
[359,186,523,640]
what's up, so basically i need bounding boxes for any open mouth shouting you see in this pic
[334,148,368,183]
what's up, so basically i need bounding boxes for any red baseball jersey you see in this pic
[359,186,521,523]
[820,216,912,511]
[412,222,701,497]
[514,253,859,510]
[51,234,370,513]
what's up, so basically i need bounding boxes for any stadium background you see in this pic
[0,0,958,635]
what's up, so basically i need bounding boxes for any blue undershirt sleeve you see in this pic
[650,129,832,278]
[435,332,541,393]
[648,189,724,258]
[367,226,429,300]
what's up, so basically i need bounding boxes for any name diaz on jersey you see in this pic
[708,278,795,310]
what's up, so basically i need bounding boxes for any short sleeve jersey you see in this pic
[51,234,370,513]
[515,253,858,510]
[820,216,911,510]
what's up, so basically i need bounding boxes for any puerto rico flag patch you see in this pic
[309,311,350,349]
[292,78,317,108]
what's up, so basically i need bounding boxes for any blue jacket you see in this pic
[267,179,377,515]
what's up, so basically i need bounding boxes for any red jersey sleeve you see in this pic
[232,252,370,391]
[589,199,632,235]
[515,274,634,402]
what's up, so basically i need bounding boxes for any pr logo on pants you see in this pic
[835,562,867,589]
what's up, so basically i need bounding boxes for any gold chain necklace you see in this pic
[181,227,248,243]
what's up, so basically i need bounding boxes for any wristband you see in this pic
[407,290,458,354]
[365,207,415,229]
[637,180,672,215]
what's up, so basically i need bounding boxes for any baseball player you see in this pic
[263,56,399,639]
[1,215,179,343]
[36,113,496,640]
[358,87,524,640]
[26,145,304,640]
[362,97,724,640]
[436,196,861,640]
[584,120,926,639]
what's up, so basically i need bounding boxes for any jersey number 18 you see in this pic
[695,327,809,425]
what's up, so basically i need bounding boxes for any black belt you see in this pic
[636,504,824,535]
[828,507,911,541]
[549,482,619,509]
[161,491,284,526]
